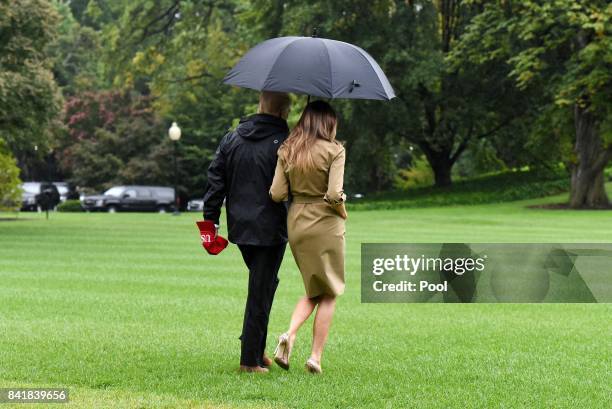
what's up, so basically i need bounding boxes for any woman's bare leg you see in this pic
[310,295,336,363]
[287,295,318,346]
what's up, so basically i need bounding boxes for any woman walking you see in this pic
[269,100,347,374]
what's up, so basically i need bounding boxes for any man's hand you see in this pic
[196,220,228,255]
[199,220,219,244]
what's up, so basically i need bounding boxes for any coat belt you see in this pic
[292,195,326,204]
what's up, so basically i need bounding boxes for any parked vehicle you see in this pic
[52,182,78,202]
[20,182,61,211]
[187,199,204,212]
[81,185,175,213]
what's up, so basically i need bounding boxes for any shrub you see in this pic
[350,168,570,211]
[57,200,83,212]
[394,156,434,190]
[0,139,21,212]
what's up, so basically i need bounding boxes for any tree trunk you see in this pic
[569,105,610,208]
[429,153,453,187]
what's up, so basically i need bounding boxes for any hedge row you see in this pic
[348,169,570,211]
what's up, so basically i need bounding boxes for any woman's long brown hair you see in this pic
[280,100,338,172]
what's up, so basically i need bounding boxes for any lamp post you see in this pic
[168,122,181,215]
[44,147,54,220]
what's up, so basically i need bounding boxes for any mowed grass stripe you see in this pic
[1,189,611,408]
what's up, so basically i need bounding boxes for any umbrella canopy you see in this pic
[223,36,395,101]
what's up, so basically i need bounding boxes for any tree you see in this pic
[51,1,106,95]
[260,0,528,188]
[59,91,168,191]
[0,138,21,212]
[454,0,612,208]
[100,0,256,196]
[385,0,531,187]
[0,0,63,178]
[67,0,120,29]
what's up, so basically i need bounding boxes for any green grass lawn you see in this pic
[0,189,611,408]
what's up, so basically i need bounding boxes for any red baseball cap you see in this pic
[196,220,229,255]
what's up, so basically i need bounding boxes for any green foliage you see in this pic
[59,91,170,191]
[67,0,120,29]
[342,123,398,192]
[0,139,22,212]
[51,1,106,94]
[56,199,83,212]
[380,1,527,186]
[452,0,612,207]
[98,0,256,196]
[6,0,608,201]
[454,138,507,179]
[270,1,533,188]
[505,1,611,113]
[452,0,612,161]
[507,0,609,110]
[351,169,569,211]
[394,155,434,190]
[0,0,64,165]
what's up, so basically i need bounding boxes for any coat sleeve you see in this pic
[203,133,230,224]
[269,155,289,202]
[324,147,346,206]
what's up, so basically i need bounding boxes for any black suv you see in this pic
[81,185,175,213]
[21,182,61,211]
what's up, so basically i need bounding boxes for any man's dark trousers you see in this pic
[238,243,286,367]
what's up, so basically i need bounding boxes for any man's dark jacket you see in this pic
[203,114,289,246]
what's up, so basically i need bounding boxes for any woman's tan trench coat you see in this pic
[270,138,347,297]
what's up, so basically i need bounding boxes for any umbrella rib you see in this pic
[352,46,389,99]
[260,38,299,91]
[321,40,334,99]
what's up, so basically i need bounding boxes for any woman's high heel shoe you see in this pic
[274,333,291,370]
[305,358,322,374]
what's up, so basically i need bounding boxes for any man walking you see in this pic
[203,91,291,373]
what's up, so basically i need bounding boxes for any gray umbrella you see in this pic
[223,36,395,101]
